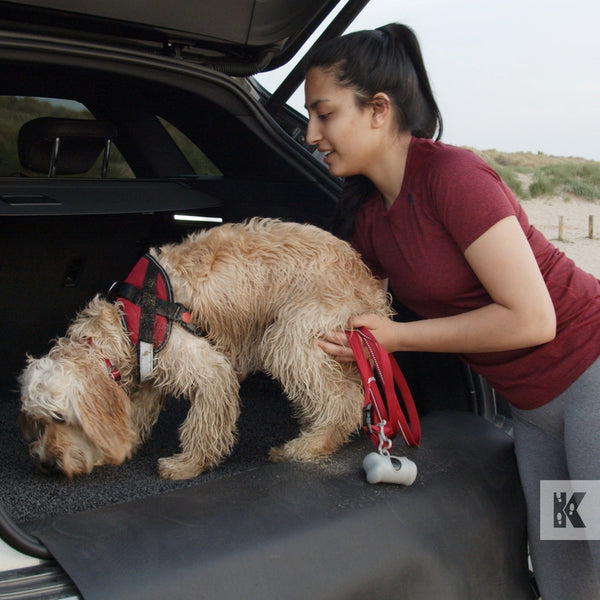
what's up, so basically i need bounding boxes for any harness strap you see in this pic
[107,253,198,383]
[137,258,159,382]
[346,326,420,448]
[110,282,196,334]
[85,337,122,385]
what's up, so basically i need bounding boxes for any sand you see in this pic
[519,196,600,278]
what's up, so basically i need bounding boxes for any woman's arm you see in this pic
[319,216,556,360]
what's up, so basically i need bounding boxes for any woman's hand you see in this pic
[318,314,400,362]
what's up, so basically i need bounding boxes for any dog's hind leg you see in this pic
[267,347,364,463]
[154,329,241,479]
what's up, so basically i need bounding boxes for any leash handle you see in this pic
[346,327,421,448]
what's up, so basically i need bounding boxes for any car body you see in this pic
[0,1,535,598]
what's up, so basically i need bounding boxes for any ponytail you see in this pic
[376,24,443,140]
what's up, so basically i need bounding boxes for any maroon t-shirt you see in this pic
[352,137,600,409]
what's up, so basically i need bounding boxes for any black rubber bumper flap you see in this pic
[30,412,533,600]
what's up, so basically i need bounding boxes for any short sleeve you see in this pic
[429,150,519,252]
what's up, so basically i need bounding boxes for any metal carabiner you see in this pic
[376,420,393,457]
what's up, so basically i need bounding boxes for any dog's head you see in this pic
[18,342,135,478]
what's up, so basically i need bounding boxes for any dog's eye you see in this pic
[50,412,65,423]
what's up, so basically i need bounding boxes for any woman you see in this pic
[304,23,600,600]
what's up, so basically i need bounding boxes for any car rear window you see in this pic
[0,96,134,178]
[0,96,221,178]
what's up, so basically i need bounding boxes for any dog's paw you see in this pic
[158,454,204,480]
[267,445,287,463]
[268,438,330,463]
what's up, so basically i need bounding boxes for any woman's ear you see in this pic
[369,93,393,128]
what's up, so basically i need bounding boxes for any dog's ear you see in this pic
[17,411,38,442]
[75,377,135,465]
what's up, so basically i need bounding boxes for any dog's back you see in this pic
[154,218,391,354]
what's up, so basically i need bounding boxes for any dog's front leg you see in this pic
[154,330,240,480]
[129,382,165,452]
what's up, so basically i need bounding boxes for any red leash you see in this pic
[346,327,420,450]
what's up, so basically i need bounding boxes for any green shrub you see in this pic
[473,148,600,202]
[532,163,600,200]
[529,174,553,197]
[566,180,600,200]
[495,165,525,198]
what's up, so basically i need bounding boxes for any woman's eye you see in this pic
[318,112,332,121]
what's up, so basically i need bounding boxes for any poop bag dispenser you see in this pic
[363,452,417,486]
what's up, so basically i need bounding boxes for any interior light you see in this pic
[173,215,223,223]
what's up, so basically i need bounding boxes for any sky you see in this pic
[256,0,600,161]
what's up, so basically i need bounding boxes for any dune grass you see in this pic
[472,148,600,202]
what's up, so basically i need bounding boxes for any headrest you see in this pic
[18,117,118,176]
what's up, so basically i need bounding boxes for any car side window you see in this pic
[0,95,134,178]
[158,117,222,176]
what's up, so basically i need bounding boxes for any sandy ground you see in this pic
[519,196,600,278]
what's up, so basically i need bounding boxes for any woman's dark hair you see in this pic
[303,24,443,239]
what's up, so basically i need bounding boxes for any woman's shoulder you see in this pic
[408,138,502,193]
[409,137,484,170]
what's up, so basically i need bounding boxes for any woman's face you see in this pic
[304,67,379,178]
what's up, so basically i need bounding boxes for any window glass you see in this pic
[158,117,222,176]
[0,97,221,178]
[0,96,133,177]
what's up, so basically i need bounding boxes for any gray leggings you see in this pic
[511,355,600,600]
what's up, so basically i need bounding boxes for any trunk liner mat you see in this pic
[29,412,533,600]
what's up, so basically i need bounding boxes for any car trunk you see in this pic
[0,1,535,596]
[0,209,532,600]
[0,201,535,599]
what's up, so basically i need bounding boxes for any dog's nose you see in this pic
[31,447,57,472]
[39,456,57,472]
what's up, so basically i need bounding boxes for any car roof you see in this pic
[0,0,369,75]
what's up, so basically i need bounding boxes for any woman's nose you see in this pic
[305,117,320,146]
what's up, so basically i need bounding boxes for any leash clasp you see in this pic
[376,420,393,457]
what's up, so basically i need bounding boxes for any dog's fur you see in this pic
[19,218,392,480]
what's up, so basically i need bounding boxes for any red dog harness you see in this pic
[346,327,420,451]
[108,254,197,382]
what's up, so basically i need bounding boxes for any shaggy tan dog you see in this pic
[18,218,391,480]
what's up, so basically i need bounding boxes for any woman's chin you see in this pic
[326,161,344,177]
